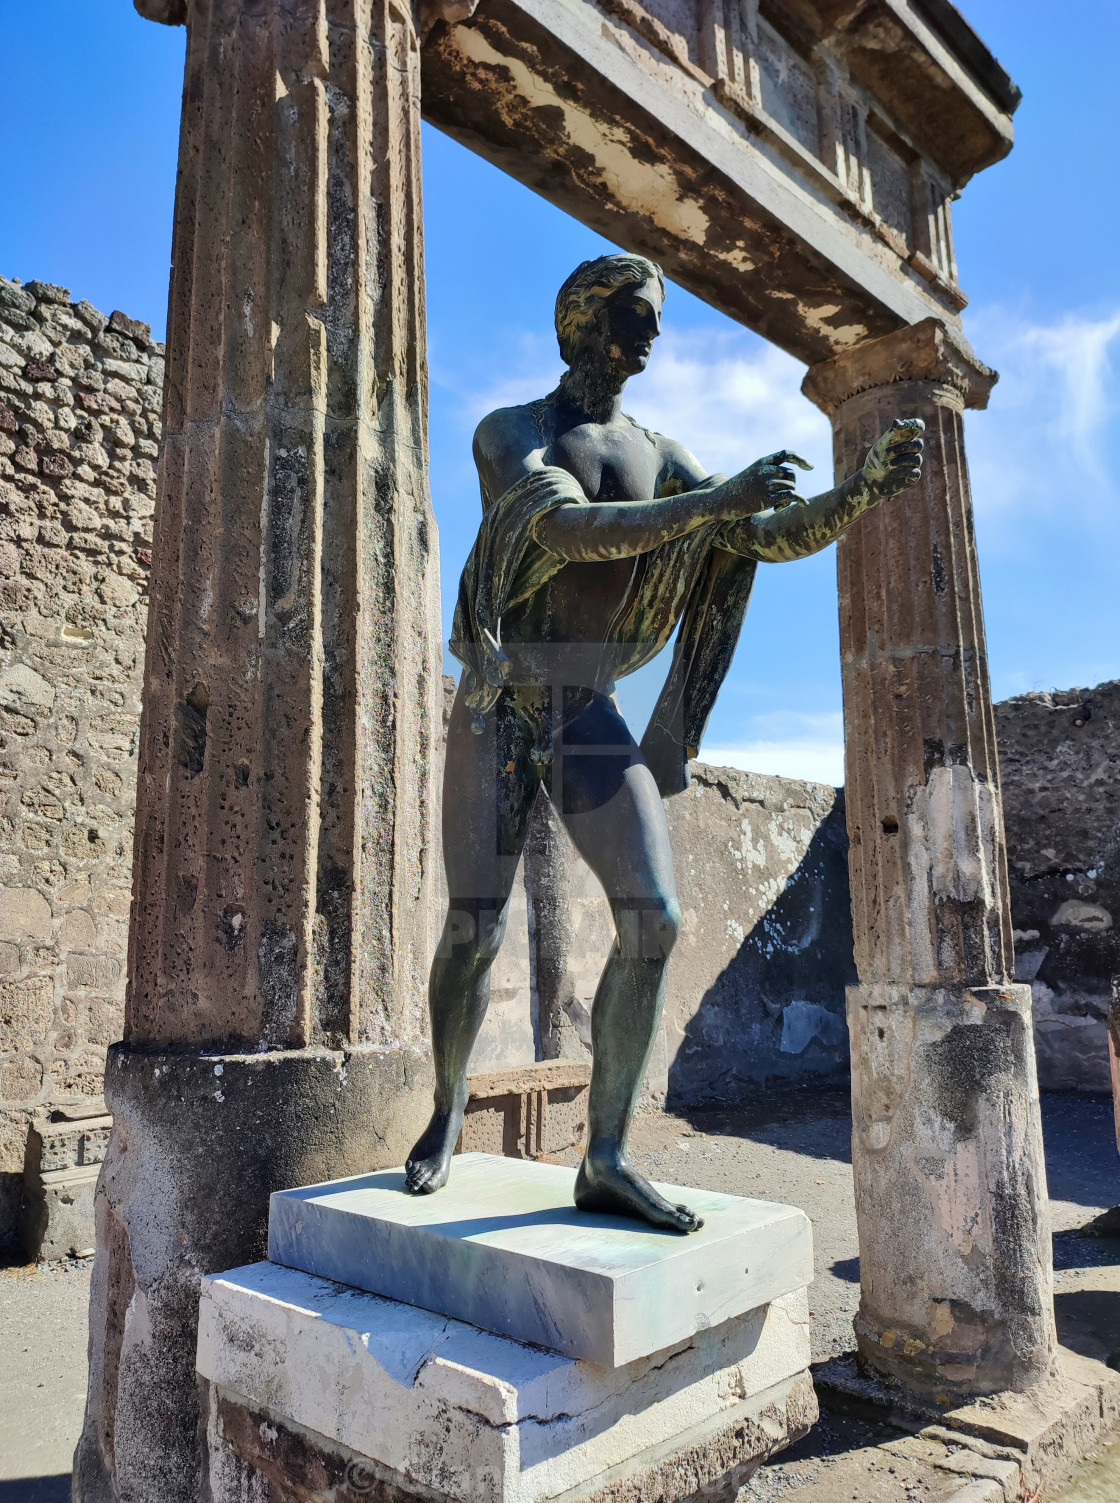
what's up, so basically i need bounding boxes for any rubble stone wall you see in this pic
[997,680,1120,1092]
[0,275,156,1247]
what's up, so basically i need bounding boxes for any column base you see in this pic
[817,1345,1120,1499]
[848,981,1054,1399]
[74,1042,433,1503]
[199,1263,817,1503]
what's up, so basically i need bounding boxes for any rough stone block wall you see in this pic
[996,680,1120,1092]
[0,275,155,1247]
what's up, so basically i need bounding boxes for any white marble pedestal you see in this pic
[197,1155,817,1503]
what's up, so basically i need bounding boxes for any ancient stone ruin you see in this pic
[0,0,1099,1499]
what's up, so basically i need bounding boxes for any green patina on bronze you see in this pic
[410,253,924,1232]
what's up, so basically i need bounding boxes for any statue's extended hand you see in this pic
[862,417,925,498]
[731,450,814,515]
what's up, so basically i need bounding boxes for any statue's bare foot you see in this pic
[404,1108,460,1195]
[575,1147,704,1233]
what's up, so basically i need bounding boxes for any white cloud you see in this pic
[701,709,845,786]
[438,329,562,428]
[444,326,832,485]
[701,740,845,786]
[621,329,832,481]
[965,305,1120,522]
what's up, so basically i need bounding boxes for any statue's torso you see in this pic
[499,405,677,664]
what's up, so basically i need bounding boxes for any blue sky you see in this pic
[2,1,1116,783]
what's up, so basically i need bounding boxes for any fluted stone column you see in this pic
[803,319,1055,1399]
[76,2,440,1497]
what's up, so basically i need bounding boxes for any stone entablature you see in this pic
[421,0,1017,363]
[606,0,988,287]
[0,275,157,1248]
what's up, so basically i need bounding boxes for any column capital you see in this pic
[134,0,187,25]
[801,317,996,416]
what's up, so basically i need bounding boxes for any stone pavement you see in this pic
[0,1252,91,1501]
[2,1087,1118,1502]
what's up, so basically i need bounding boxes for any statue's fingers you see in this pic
[889,417,925,436]
[766,449,812,471]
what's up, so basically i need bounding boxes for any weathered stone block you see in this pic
[0,974,54,1049]
[459,1059,590,1158]
[19,1162,99,1259]
[996,679,1120,1092]
[269,1152,813,1367]
[108,310,151,346]
[198,1261,815,1503]
[65,954,120,990]
[1,1056,44,1099]
[17,1106,111,1258]
[0,886,52,943]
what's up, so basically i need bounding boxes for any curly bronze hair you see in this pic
[554,253,665,365]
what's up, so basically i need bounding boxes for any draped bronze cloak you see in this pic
[450,462,758,796]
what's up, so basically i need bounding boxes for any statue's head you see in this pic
[555,253,665,379]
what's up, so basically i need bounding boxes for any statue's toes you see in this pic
[404,1161,432,1194]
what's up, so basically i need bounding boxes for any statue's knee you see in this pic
[477,911,508,964]
[437,907,506,967]
[616,897,681,960]
[656,897,683,955]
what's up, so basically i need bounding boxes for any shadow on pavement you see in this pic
[1054,1229,1120,1270]
[1055,1288,1120,1369]
[1041,1093,1120,1210]
[0,1479,71,1502]
[683,1082,854,1166]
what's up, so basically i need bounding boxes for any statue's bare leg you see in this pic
[557,693,702,1234]
[405,688,538,1194]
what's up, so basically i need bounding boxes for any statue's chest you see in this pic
[548,425,659,502]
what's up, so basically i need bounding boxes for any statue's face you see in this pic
[598,277,663,377]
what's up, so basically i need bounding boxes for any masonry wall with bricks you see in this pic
[0,274,156,1248]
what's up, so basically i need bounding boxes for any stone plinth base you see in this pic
[268,1152,813,1367]
[198,1262,817,1503]
[848,982,1054,1397]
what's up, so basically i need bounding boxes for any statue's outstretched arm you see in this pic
[719,419,924,563]
[534,450,814,563]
